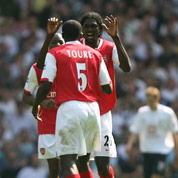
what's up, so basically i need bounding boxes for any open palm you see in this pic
[47,17,63,35]
[102,15,117,38]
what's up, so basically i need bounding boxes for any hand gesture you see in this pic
[41,99,55,109]
[102,15,118,38]
[47,17,63,35]
[32,105,42,121]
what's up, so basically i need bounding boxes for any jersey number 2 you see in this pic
[76,63,87,91]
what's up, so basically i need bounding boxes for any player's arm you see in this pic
[126,133,138,154]
[126,112,142,154]
[99,58,113,94]
[36,17,62,69]
[173,133,178,169]
[170,110,178,168]
[32,52,56,120]
[23,66,38,106]
[23,93,35,106]
[102,15,131,72]
[23,89,55,109]
[33,81,53,108]
[173,133,178,161]
[22,65,54,108]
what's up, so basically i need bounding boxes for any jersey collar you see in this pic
[65,40,81,44]
[82,38,103,49]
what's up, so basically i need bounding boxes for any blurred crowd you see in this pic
[0,0,178,177]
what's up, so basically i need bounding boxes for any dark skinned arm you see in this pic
[101,83,113,94]
[23,93,35,106]
[173,133,178,169]
[32,81,52,120]
[112,35,131,72]
[23,92,55,109]
[36,34,54,69]
[36,17,62,69]
[103,15,131,72]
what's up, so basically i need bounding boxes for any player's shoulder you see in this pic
[101,38,115,48]
[32,62,37,68]
[138,105,150,113]
[31,62,42,71]
[49,45,64,54]
[80,43,102,57]
[30,63,37,72]
[158,104,174,114]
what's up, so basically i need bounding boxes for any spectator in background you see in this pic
[126,86,178,178]
[16,153,48,178]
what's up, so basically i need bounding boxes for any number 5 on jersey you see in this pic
[76,63,87,91]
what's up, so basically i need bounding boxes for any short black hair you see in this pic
[80,12,103,30]
[62,20,82,41]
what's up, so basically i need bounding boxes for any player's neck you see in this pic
[149,103,158,111]
[86,38,100,49]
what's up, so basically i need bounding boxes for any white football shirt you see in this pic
[130,104,178,154]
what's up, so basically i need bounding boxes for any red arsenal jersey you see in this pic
[81,38,119,115]
[41,41,111,107]
[24,63,57,134]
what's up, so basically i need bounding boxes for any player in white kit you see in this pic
[126,86,178,178]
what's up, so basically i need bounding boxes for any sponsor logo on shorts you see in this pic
[40,148,46,155]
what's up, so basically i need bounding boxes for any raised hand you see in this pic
[102,15,118,38]
[47,17,63,35]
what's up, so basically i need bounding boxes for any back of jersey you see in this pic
[49,43,102,106]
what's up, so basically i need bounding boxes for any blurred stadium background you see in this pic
[0,0,178,177]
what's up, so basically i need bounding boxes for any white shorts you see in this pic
[55,100,101,157]
[92,111,117,157]
[38,134,57,159]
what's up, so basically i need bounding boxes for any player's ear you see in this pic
[79,32,83,39]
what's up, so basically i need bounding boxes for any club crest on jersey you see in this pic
[103,56,107,62]
[148,125,156,135]
[40,148,46,155]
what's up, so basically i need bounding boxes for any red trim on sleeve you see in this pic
[40,78,50,82]
[24,89,32,95]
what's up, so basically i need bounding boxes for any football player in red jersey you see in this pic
[78,12,131,178]
[23,17,63,178]
[32,19,112,178]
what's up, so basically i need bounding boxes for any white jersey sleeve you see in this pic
[112,46,120,66]
[24,66,38,94]
[41,53,57,82]
[99,58,111,86]
[167,109,178,133]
